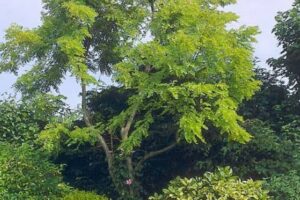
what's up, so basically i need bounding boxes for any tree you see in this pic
[0,1,146,197]
[238,68,291,125]
[267,0,300,94]
[1,0,260,199]
[0,0,142,94]
[106,0,259,197]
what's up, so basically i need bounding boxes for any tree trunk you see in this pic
[80,82,120,196]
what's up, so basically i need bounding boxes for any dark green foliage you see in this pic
[0,98,39,145]
[87,87,131,123]
[217,119,298,178]
[55,145,116,198]
[239,68,289,122]
[265,171,300,200]
[0,95,67,146]
[239,68,300,129]
[0,143,66,199]
[267,0,300,93]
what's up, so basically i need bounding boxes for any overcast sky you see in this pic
[0,0,295,107]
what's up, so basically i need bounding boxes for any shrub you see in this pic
[265,171,300,200]
[0,95,67,146]
[219,119,297,178]
[0,142,66,199]
[0,98,39,146]
[149,167,269,200]
[63,190,109,200]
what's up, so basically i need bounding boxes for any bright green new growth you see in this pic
[0,0,259,152]
[113,0,260,152]
[149,167,270,200]
[0,0,98,94]
[38,121,102,153]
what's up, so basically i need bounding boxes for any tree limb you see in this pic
[135,141,178,171]
[81,82,114,180]
[81,82,92,126]
[121,109,137,139]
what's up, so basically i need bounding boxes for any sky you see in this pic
[0,0,295,107]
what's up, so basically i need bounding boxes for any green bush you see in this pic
[149,167,269,200]
[219,119,298,178]
[265,171,300,200]
[0,95,67,146]
[194,119,299,179]
[0,143,66,199]
[0,98,39,146]
[63,190,109,200]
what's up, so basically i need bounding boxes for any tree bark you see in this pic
[81,41,121,195]
[120,109,137,197]
[80,82,118,189]
[81,82,91,126]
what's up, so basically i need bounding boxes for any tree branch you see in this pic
[121,109,137,139]
[120,108,137,190]
[81,82,114,180]
[79,40,119,188]
[135,141,178,171]
[81,82,92,126]
[149,0,155,14]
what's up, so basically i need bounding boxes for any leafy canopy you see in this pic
[112,0,260,152]
[0,0,146,95]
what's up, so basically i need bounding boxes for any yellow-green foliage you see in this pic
[38,121,102,153]
[63,190,109,200]
[114,0,260,152]
[0,0,99,91]
[149,167,270,200]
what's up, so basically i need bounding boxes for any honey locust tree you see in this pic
[108,0,259,198]
[0,0,145,96]
[0,0,147,197]
[0,0,260,199]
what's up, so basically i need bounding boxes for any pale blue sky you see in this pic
[0,0,294,107]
